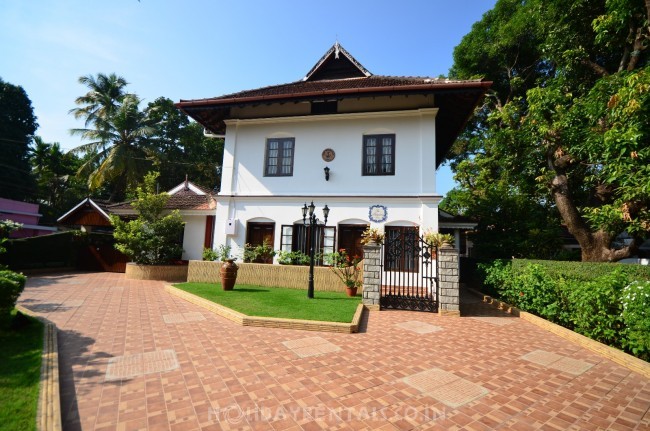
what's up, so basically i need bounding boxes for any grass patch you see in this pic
[0,310,44,431]
[174,282,360,323]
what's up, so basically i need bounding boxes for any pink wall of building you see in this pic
[0,197,57,238]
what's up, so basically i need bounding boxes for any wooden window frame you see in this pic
[264,138,295,177]
[362,134,395,176]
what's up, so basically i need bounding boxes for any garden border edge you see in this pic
[15,304,62,431]
[164,284,365,333]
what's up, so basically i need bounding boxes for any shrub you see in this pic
[277,250,310,265]
[480,259,650,359]
[111,172,185,265]
[512,259,650,282]
[243,240,275,263]
[203,246,235,262]
[0,270,26,317]
[621,280,650,361]
[202,247,218,261]
[569,270,628,346]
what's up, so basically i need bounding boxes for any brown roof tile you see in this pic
[178,75,487,106]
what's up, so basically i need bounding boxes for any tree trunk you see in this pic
[549,161,637,262]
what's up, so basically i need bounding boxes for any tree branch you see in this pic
[581,59,610,77]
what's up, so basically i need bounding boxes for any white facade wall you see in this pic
[181,215,207,261]
[214,108,442,259]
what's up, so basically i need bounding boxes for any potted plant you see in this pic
[325,249,363,296]
[422,231,455,253]
[360,227,385,245]
[243,239,276,264]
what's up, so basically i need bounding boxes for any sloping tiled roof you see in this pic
[176,43,490,168]
[178,75,486,106]
[107,194,215,212]
[106,180,216,213]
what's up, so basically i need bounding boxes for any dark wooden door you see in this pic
[246,222,275,263]
[338,224,368,259]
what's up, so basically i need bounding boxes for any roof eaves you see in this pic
[176,80,492,109]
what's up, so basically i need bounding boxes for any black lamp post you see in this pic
[302,201,329,299]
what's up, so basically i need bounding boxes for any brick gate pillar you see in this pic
[362,243,381,310]
[438,244,460,316]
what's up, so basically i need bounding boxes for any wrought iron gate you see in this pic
[380,229,438,312]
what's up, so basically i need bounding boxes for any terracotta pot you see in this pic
[346,286,358,297]
[220,259,238,291]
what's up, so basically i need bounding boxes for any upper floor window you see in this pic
[363,134,395,175]
[265,138,295,176]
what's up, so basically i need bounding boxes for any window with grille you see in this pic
[363,134,395,176]
[280,224,336,265]
[264,138,295,176]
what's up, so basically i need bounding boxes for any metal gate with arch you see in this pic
[379,228,439,312]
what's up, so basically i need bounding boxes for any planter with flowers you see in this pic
[325,249,363,296]
[360,227,385,246]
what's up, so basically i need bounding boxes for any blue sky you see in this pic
[1,0,495,195]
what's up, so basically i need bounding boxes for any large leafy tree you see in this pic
[30,137,87,223]
[145,97,223,191]
[0,78,38,201]
[447,0,650,261]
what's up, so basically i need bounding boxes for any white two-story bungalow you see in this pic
[176,43,489,262]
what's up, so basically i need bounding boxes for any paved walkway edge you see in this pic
[165,284,364,333]
[471,289,650,379]
[15,305,63,431]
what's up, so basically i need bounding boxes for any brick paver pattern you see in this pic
[19,272,650,430]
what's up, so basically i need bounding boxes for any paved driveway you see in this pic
[19,272,650,430]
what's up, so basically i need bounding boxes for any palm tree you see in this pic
[71,94,155,200]
[69,73,129,128]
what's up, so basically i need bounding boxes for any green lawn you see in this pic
[174,282,361,323]
[0,311,44,431]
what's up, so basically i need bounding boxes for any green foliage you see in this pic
[621,280,650,359]
[110,172,184,265]
[0,311,43,431]
[569,270,627,346]
[30,137,88,223]
[0,78,38,201]
[145,98,223,191]
[202,247,218,261]
[324,249,363,289]
[447,0,650,261]
[0,220,22,256]
[482,259,650,360]
[243,240,276,263]
[511,259,650,281]
[0,270,26,317]
[277,250,310,265]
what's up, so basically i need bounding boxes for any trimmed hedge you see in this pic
[512,259,650,281]
[0,270,27,317]
[482,260,650,361]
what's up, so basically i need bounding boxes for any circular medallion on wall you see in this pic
[322,148,336,162]
[369,205,388,223]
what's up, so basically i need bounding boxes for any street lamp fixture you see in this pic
[302,201,329,299]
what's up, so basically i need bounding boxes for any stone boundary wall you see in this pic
[165,284,364,333]
[187,260,356,293]
[125,263,189,282]
[16,305,62,431]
